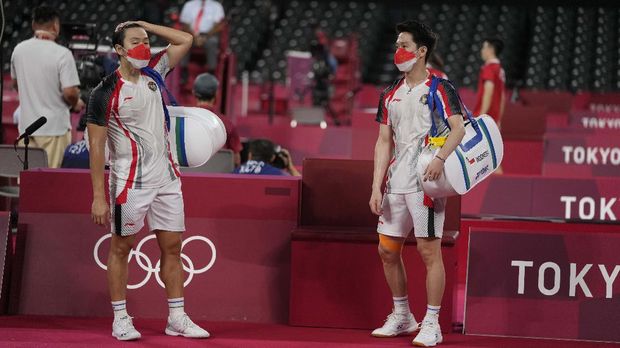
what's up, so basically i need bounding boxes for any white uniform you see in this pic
[11,37,80,136]
[375,75,462,238]
[86,50,184,236]
[180,0,225,33]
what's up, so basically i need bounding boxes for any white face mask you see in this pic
[394,48,418,72]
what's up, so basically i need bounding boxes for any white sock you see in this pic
[393,296,411,316]
[425,304,440,323]
[168,297,185,319]
[111,300,128,320]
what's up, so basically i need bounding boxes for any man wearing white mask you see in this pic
[86,21,209,341]
[369,20,465,346]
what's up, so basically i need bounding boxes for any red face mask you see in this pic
[124,43,151,69]
[394,48,418,72]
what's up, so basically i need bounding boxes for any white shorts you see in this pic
[110,179,185,236]
[377,191,446,239]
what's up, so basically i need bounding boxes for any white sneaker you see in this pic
[165,313,210,338]
[412,320,443,347]
[112,316,141,341]
[371,312,419,337]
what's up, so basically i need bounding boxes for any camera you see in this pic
[270,146,290,169]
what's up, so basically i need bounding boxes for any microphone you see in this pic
[16,116,47,142]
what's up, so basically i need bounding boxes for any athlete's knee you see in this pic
[378,234,404,263]
[416,239,442,265]
[109,235,134,258]
[158,234,182,256]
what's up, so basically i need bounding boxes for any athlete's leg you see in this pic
[155,230,183,299]
[373,193,419,338]
[108,234,136,301]
[378,234,408,297]
[416,237,445,307]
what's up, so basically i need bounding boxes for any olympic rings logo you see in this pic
[93,234,216,289]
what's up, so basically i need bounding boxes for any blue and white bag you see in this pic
[416,76,504,198]
[142,67,226,167]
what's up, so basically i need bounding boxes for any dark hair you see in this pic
[249,139,276,162]
[32,5,60,25]
[112,23,143,48]
[395,20,437,63]
[193,73,219,101]
[483,37,504,56]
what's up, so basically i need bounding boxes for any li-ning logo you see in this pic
[93,234,216,289]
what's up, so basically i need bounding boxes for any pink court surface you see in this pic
[0,316,618,348]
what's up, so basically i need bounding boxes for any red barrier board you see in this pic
[13,169,300,323]
[0,212,9,313]
[465,226,620,343]
[290,231,457,332]
[462,175,620,223]
[543,134,620,178]
[568,111,620,133]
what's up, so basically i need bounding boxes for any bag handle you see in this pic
[427,75,482,152]
[141,66,178,131]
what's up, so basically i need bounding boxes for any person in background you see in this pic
[473,37,506,126]
[179,0,225,75]
[234,139,300,176]
[193,72,242,167]
[427,52,448,79]
[10,5,84,168]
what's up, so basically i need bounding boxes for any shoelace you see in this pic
[178,314,196,331]
[384,312,399,324]
[418,321,437,336]
[117,316,135,334]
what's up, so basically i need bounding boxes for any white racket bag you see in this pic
[416,77,504,198]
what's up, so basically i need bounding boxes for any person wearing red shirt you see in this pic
[193,73,243,167]
[474,38,506,126]
[427,52,448,79]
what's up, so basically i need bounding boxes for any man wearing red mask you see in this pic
[369,20,465,346]
[86,21,210,341]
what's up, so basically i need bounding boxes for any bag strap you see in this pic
[427,75,484,152]
[427,75,479,136]
[141,66,178,131]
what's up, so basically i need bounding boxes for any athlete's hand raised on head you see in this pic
[91,198,110,227]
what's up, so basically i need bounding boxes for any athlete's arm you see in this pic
[478,80,494,115]
[424,115,465,181]
[88,123,109,226]
[370,124,393,215]
[136,21,193,70]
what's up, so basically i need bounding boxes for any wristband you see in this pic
[435,155,446,163]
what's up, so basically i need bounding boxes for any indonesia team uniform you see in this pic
[86,50,184,236]
[473,58,505,122]
[376,74,463,239]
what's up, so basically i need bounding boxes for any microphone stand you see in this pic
[23,136,30,170]
[13,136,30,171]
